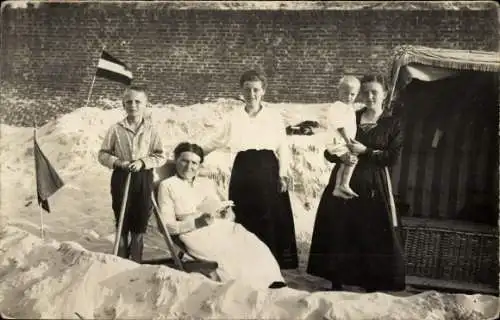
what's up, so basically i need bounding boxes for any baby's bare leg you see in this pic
[332,163,354,199]
[337,152,359,197]
[338,163,358,197]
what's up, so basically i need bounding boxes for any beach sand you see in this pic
[0,98,498,319]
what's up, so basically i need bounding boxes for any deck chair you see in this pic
[141,160,219,280]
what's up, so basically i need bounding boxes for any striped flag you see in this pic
[96,50,133,85]
[34,131,64,212]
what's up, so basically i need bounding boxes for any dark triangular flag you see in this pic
[95,50,133,85]
[34,132,64,212]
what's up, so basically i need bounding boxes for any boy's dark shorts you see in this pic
[111,168,154,234]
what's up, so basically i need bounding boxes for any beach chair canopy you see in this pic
[387,45,499,225]
[388,45,500,102]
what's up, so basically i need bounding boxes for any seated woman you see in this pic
[157,142,286,290]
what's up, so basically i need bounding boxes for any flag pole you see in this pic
[35,129,45,240]
[33,103,45,239]
[84,44,106,108]
[113,172,132,256]
[39,198,45,239]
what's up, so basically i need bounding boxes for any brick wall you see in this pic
[1,3,498,125]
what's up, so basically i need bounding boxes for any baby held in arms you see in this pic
[326,75,361,199]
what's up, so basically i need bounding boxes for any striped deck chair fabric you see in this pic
[388,46,499,225]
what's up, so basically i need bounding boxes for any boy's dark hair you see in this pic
[239,70,268,90]
[173,142,205,164]
[360,74,388,92]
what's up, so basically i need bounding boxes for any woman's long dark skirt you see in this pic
[306,164,406,291]
[229,149,298,269]
[111,168,154,234]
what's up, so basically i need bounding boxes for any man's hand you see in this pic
[114,159,131,170]
[128,160,144,172]
[195,213,215,228]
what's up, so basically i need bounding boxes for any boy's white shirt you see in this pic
[97,116,166,170]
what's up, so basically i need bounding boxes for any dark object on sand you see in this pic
[286,120,320,136]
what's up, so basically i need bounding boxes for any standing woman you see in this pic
[307,74,406,292]
[202,70,298,270]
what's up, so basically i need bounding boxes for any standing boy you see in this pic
[98,85,166,262]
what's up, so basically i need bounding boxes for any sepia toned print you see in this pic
[0,1,498,319]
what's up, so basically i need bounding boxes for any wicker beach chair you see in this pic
[388,45,499,295]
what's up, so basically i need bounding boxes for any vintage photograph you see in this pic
[0,1,498,319]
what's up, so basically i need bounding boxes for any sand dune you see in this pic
[1,226,498,319]
[0,98,498,319]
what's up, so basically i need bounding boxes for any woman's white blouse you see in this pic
[157,175,222,235]
[202,105,290,176]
